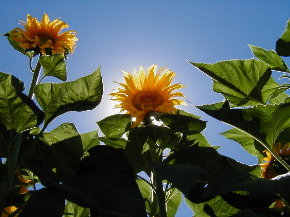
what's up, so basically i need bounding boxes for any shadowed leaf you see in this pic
[0,72,43,132]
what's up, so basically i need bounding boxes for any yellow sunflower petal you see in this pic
[111,65,185,127]
[9,13,77,55]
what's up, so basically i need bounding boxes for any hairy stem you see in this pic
[28,60,41,99]
[148,138,167,217]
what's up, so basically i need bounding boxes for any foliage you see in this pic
[1,15,290,217]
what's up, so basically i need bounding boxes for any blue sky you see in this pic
[1,1,290,216]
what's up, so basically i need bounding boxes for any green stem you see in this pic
[0,133,22,212]
[147,138,167,217]
[28,60,41,99]
[154,174,167,217]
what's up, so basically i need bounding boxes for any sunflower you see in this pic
[1,206,18,217]
[260,143,290,210]
[110,65,185,127]
[9,13,77,55]
[260,143,290,179]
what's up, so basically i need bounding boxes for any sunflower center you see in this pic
[133,92,163,110]
[37,33,55,45]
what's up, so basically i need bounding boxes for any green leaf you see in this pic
[80,130,99,153]
[249,45,289,72]
[191,59,272,106]
[186,197,239,217]
[269,90,289,104]
[197,101,290,148]
[39,55,67,81]
[19,188,65,217]
[151,162,203,198]
[125,126,177,173]
[203,158,260,198]
[0,72,43,132]
[65,146,147,217]
[27,161,59,187]
[221,128,264,162]
[98,137,127,149]
[41,123,80,145]
[35,68,103,124]
[264,77,289,104]
[97,114,131,138]
[125,127,150,173]
[136,178,152,213]
[166,188,182,217]
[216,172,290,197]
[159,113,206,135]
[64,201,90,217]
[276,19,290,56]
[41,123,83,179]
[187,133,212,148]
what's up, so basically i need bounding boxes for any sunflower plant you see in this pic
[1,13,290,217]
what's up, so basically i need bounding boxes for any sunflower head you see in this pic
[1,206,18,217]
[260,143,290,179]
[8,13,77,56]
[16,170,33,195]
[110,65,185,127]
[260,143,290,210]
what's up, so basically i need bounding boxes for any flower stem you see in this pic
[154,174,167,217]
[147,138,167,217]
[28,60,41,99]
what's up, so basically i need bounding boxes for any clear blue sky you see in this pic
[1,1,290,216]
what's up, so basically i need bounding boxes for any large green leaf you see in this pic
[159,113,206,135]
[35,68,103,123]
[64,201,90,217]
[80,130,99,153]
[151,162,203,198]
[249,45,289,72]
[125,126,182,173]
[165,145,261,203]
[186,133,212,148]
[191,59,272,106]
[0,72,43,132]
[19,188,65,217]
[64,146,147,217]
[205,172,290,198]
[136,179,152,213]
[265,77,289,104]
[186,196,239,217]
[97,114,131,138]
[187,193,276,217]
[166,188,182,217]
[98,137,127,149]
[197,101,290,147]
[41,123,83,179]
[221,128,264,163]
[39,55,67,81]
[276,19,290,56]
[125,127,151,173]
